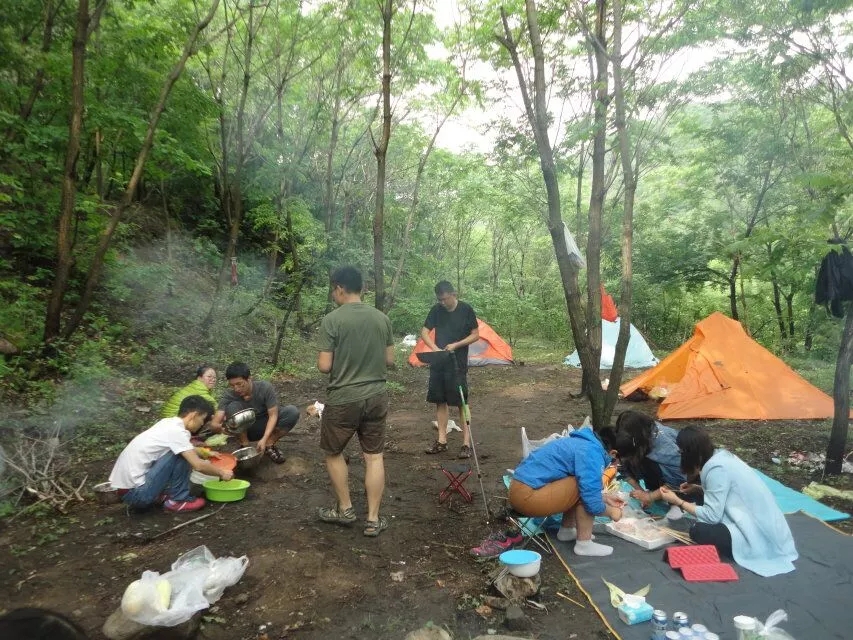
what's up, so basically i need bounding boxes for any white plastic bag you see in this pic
[121,545,248,627]
[521,425,573,459]
[756,610,796,639]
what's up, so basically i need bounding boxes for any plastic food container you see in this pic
[498,549,541,577]
[203,478,250,502]
[190,470,217,497]
[93,482,121,505]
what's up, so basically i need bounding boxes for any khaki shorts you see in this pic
[320,391,389,455]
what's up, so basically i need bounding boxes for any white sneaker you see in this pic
[666,504,683,521]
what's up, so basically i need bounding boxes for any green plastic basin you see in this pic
[202,478,250,502]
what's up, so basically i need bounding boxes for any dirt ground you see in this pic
[1,363,851,640]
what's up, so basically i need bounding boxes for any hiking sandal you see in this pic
[458,445,472,459]
[318,504,357,525]
[265,445,285,464]
[363,516,389,537]
[425,441,448,454]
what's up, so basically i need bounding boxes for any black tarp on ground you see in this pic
[551,512,853,639]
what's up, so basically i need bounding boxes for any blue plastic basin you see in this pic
[498,549,540,565]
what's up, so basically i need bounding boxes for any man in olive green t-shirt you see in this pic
[316,266,395,537]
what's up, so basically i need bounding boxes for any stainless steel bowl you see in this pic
[93,482,121,505]
[232,446,262,473]
[224,408,256,435]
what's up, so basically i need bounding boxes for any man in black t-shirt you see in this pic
[420,281,479,459]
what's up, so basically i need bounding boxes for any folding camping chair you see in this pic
[490,492,552,555]
[439,463,473,504]
[504,510,551,554]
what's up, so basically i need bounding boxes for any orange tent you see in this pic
[408,319,514,367]
[620,312,837,420]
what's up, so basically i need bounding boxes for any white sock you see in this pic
[574,539,613,557]
[557,527,596,542]
[666,504,683,521]
[557,526,577,541]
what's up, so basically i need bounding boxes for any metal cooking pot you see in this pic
[224,408,256,435]
[232,446,262,473]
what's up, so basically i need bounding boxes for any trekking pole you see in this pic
[451,352,490,523]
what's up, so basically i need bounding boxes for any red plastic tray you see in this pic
[665,545,720,568]
[680,562,739,582]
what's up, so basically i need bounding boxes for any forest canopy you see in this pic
[1,0,852,387]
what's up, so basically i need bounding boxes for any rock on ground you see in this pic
[403,624,453,640]
[102,608,200,640]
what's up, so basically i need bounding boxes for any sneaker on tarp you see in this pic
[163,497,206,512]
[470,529,524,559]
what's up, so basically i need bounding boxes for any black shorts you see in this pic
[427,365,469,406]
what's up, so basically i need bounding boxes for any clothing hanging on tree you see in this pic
[815,244,853,318]
[230,256,238,286]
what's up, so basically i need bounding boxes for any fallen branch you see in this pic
[143,504,227,543]
[556,591,586,608]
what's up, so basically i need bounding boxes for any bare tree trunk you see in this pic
[220,1,256,287]
[728,256,740,320]
[826,302,853,476]
[15,0,59,129]
[606,0,636,422]
[386,84,465,312]
[324,59,345,233]
[372,0,393,310]
[62,0,221,340]
[43,0,89,342]
[579,0,609,417]
[498,0,595,413]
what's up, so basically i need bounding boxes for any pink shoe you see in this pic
[163,497,206,512]
[470,529,524,559]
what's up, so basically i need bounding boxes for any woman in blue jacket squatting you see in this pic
[659,426,798,577]
[508,427,632,557]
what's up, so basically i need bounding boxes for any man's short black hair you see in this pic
[676,426,715,476]
[435,281,455,296]
[331,266,363,294]
[225,361,251,380]
[178,395,214,419]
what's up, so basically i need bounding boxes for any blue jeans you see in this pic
[122,453,192,508]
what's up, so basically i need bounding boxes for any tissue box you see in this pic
[618,595,654,625]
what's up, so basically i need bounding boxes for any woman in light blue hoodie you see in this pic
[660,426,798,577]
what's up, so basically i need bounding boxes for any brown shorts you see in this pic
[320,391,389,455]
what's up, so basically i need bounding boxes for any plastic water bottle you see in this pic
[664,632,681,640]
[733,615,758,640]
[678,628,694,638]
[704,633,720,640]
[691,624,707,636]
